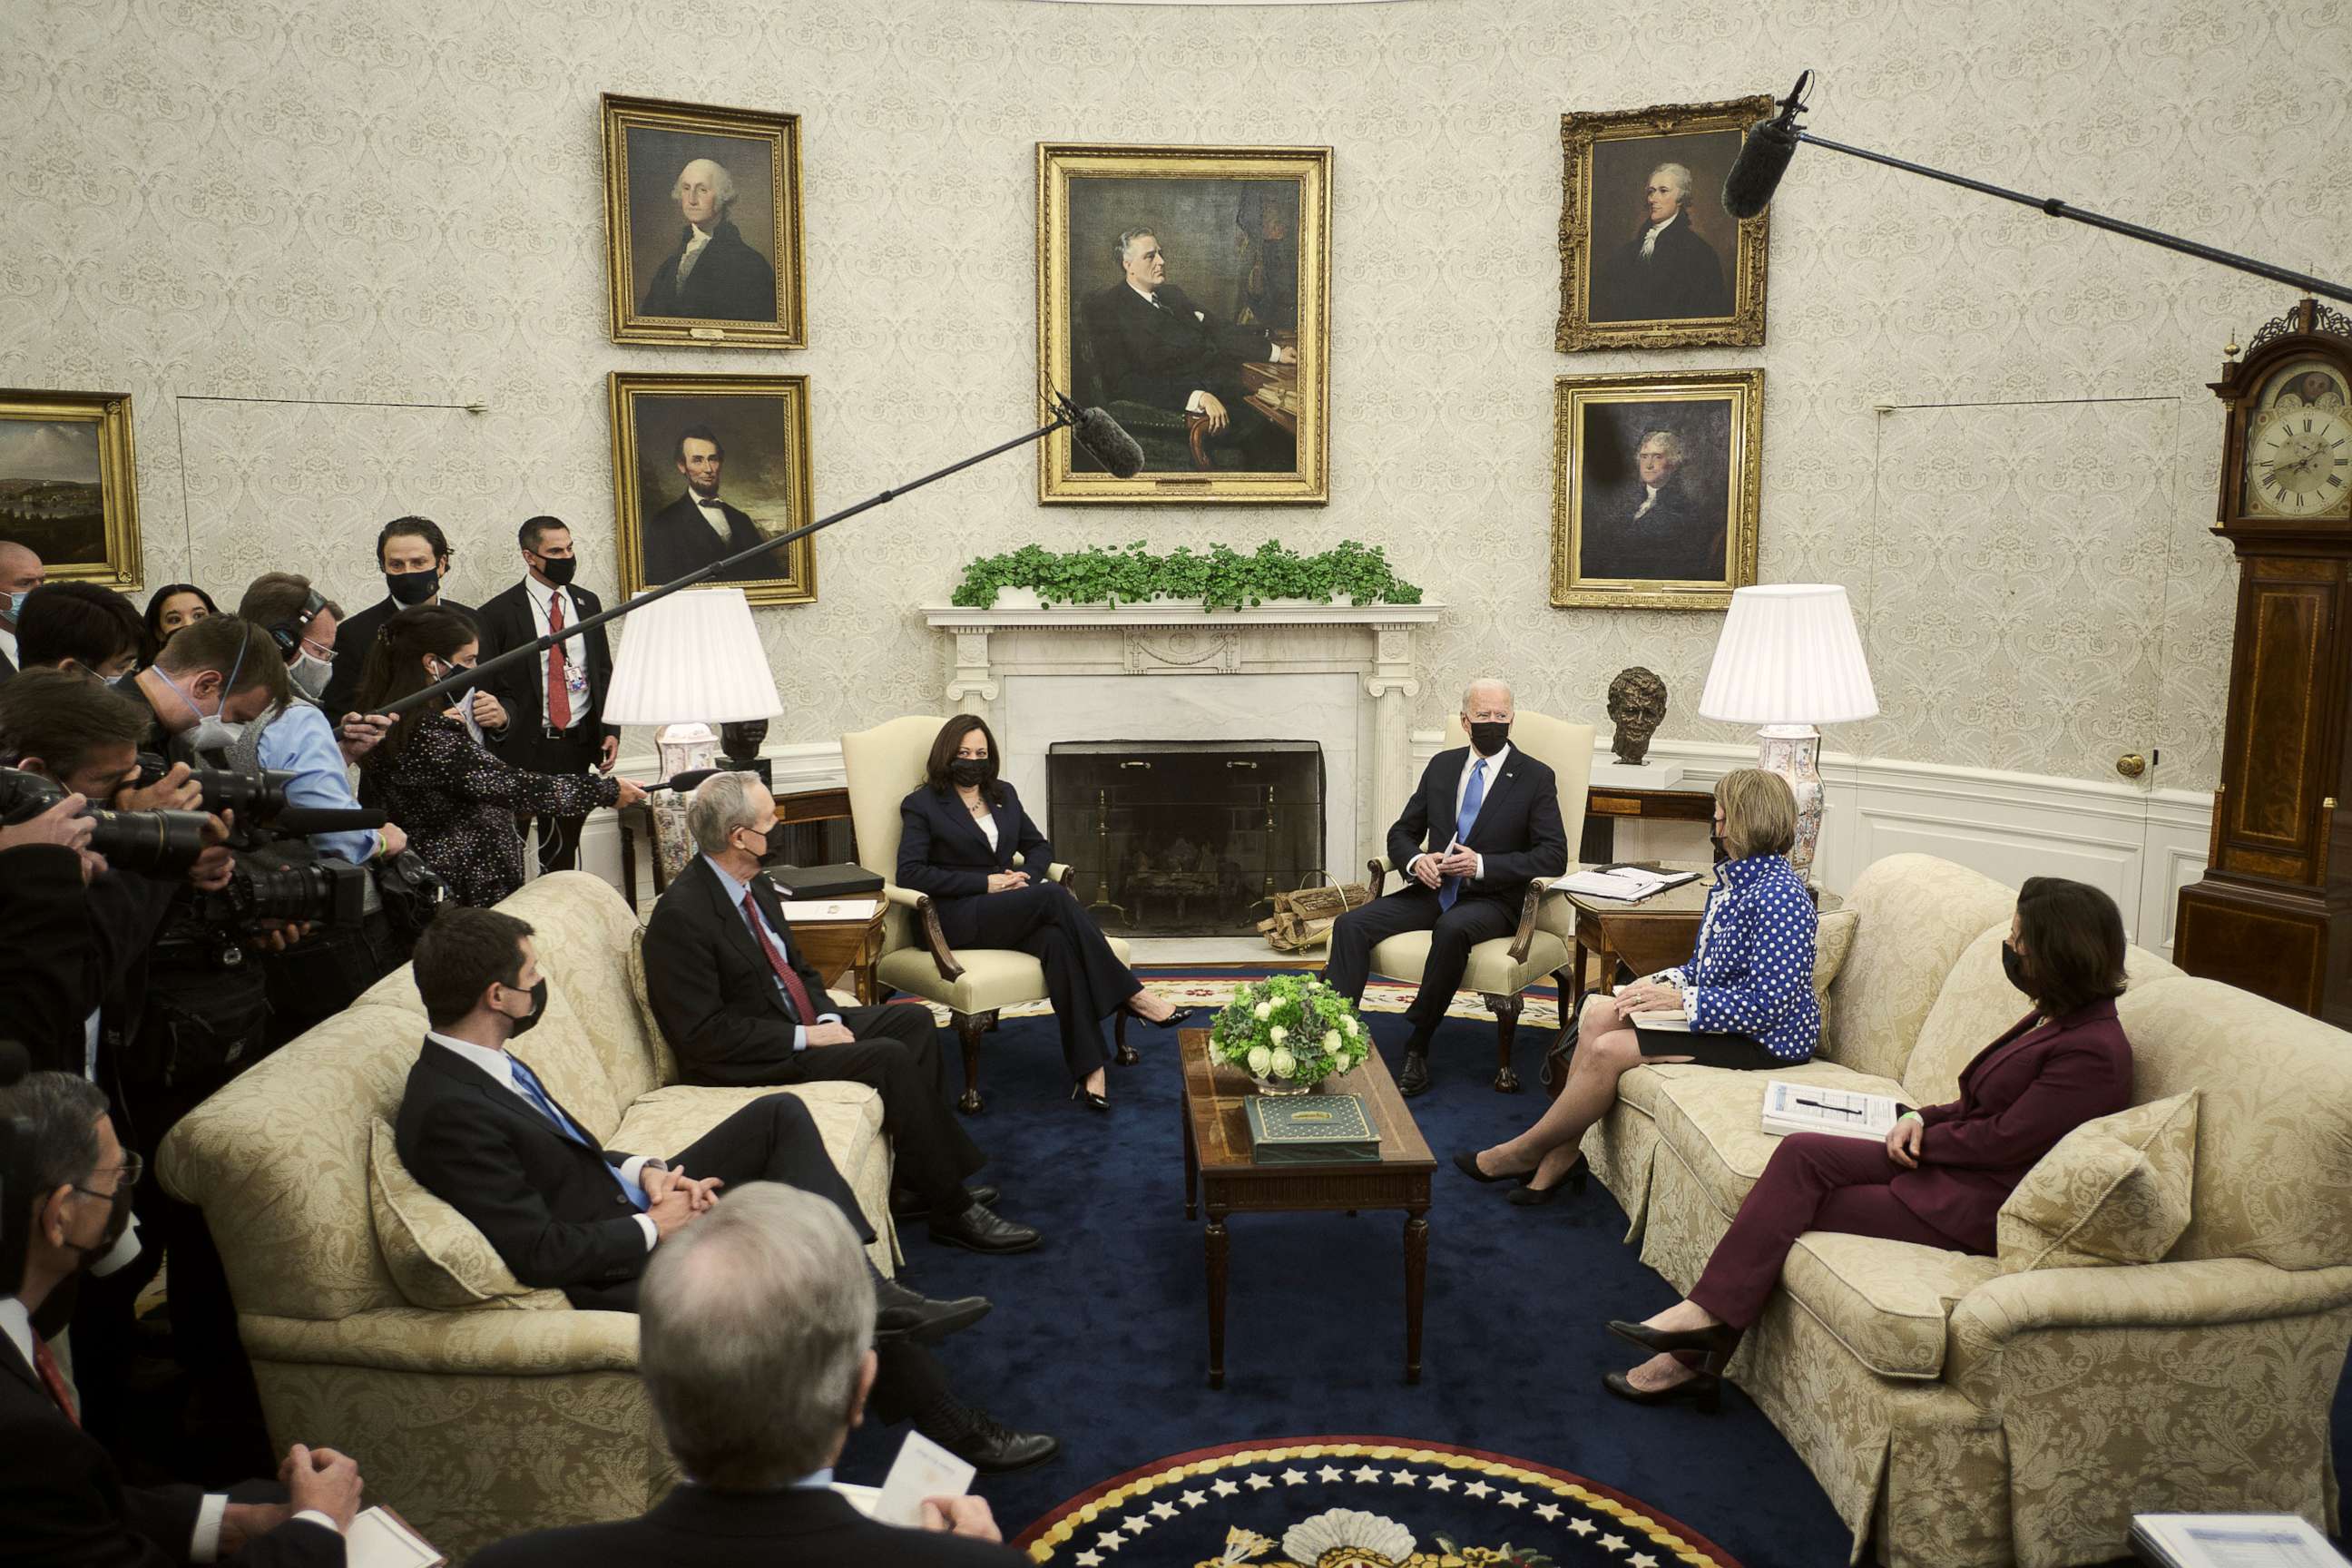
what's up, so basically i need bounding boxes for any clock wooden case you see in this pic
[2176,297,2352,1024]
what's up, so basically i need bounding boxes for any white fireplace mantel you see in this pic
[921,600,1444,884]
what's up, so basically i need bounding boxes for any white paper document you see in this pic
[2132,1514,2349,1568]
[872,1429,977,1528]
[781,898,879,921]
[347,1507,444,1568]
[1759,1080,1903,1142]
[1558,865,1698,902]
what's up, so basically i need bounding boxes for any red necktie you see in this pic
[545,593,571,730]
[33,1336,79,1426]
[740,891,818,1023]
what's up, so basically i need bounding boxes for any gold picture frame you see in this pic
[608,372,816,606]
[1037,142,1330,504]
[601,93,806,348]
[1551,368,1764,609]
[1555,96,1771,353]
[0,389,142,589]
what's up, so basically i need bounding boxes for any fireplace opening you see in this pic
[1048,740,1326,937]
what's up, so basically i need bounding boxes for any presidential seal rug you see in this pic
[1013,1437,1742,1567]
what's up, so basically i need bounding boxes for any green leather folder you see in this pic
[1244,1093,1379,1164]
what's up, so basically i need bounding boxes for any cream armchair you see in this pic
[842,714,1133,1112]
[1362,710,1593,1091]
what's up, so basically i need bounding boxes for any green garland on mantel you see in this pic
[949,540,1425,612]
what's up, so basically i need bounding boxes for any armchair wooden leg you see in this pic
[954,1011,995,1114]
[1543,968,1580,1100]
[1113,1010,1137,1066]
[1484,993,1523,1093]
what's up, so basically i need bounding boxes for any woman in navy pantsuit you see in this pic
[1600,877,2136,1410]
[896,716,1193,1111]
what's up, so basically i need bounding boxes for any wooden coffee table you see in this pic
[1178,1028,1436,1388]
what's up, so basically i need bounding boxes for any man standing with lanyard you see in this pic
[475,515,618,876]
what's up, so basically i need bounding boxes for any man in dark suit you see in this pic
[637,156,778,322]
[318,516,487,723]
[644,772,1040,1255]
[392,905,1057,1472]
[0,537,44,684]
[472,1186,1024,1568]
[1578,428,1724,583]
[475,516,617,874]
[1080,227,1297,471]
[1324,679,1568,1096]
[1,1070,363,1566]
[640,426,774,586]
[1591,161,1731,324]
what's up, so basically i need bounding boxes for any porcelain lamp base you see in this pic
[1755,723,1824,876]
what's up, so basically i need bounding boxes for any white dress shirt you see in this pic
[976,812,998,851]
[1414,743,1509,884]
[523,574,587,731]
[1632,484,1662,519]
[424,1032,662,1250]
[701,857,843,1051]
[0,625,17,666]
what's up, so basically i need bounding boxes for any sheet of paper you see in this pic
[830,1481,884,1518]
[873,1429,977,1529]
[347,1507,444,1568]
[781,898,879,921]
[2135,1514,2349,1568]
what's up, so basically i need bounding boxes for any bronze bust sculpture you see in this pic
[1606,666,1669,764]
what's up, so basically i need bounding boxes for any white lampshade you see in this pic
[603,588,783,727]
[1697,583,1879,727]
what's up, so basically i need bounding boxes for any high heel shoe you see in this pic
[1602,1367,1721,1412]
[1605,1317,1740,1360]
[1069,1083,1110,1113]
[1451,1149,1534,1185]
[1506,1158,1588,1206]
[1134,1003,1199,1032]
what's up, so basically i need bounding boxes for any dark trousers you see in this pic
[937,881,1141,1081]
[1322,885,1519,1041]
[755,1001,985,1218]
[508,725,602,874]
[1690,1132,1978,1329]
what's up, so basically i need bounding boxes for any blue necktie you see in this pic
[509,1057,649,1212]
[1439,758,1487,912]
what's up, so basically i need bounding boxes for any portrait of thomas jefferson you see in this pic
[1578,421,1729,583]
[637,154,779,323]
[1590,157,1732,325]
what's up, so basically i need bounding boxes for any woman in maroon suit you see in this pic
[1602,877,2134,1410]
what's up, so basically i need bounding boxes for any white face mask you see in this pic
[289,650,332,701]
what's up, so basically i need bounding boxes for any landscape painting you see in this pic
[0,390,141,585]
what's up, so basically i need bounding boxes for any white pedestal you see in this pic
[1590,759,1685,790]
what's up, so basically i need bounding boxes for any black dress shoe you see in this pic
[1137,1004,1199,1032]
[1069,1083,1111,1112]
[1507,1158,1588,1205]
[893,1184,998,1221]
[1397,1049,1431,1097]
[871,1277,992,1344]
[930,1409,1060,1474]
[928,1201,1042,1255]
[1452,1149,1531,1184]
[1602,1367,1721,1412]
[1605,1316,1740,1361]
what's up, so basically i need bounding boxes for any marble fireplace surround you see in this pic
[923,602,1445,889]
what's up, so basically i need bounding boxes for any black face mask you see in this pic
[2000,942,2031,997]
[1711,832,1731,866]
[735,824,784,860]
[1467,720,1510,756]
[534,555,577,588]
[506,976,548,1036]
[387,568,440,606]
[948,759,990,789]
[69,1181,135,1273]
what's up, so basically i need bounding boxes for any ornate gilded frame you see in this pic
[608,372,816,606]
[1036,142,1330,504]
[1555,96,1771,353]
[1550,368,1764,610]
[0,388,142,589]
[601,93,806,348]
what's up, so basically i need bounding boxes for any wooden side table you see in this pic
[1581,779,1715,861]
[778,897,889,1005]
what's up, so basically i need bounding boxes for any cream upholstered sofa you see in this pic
[1583,852,2352,1568]
[157,872,897,1564]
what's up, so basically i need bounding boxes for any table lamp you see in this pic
[1695,583,1878,876]
[603,587,783,879]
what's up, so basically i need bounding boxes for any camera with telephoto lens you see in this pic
[0,764,212,876]
[129,753,386,937]
[131,753,296,822]
[191,854,369,931]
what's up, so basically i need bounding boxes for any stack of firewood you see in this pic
[1256,880,1374,952]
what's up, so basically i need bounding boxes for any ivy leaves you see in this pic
[949,539,1424,611]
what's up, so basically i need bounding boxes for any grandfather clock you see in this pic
[2176,298,2352,1024]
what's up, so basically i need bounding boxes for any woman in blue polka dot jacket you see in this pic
[1455,768,1818,1205]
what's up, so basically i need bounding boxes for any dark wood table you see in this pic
[781,900,888,1005]
[1178,1027,1436,1387]
[1581,779,1715,861]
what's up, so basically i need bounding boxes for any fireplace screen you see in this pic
[1047,740,1325,937]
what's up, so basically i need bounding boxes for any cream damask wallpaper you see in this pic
[4,0,2343,793]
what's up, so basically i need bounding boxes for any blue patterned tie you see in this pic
[1439,758,1487,912]
[509,1057,649,1212]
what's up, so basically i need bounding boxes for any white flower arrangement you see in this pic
[1207,974,1375,1089]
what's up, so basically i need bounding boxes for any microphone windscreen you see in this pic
[1073,407,1146,480]
[1721,115,1799,220]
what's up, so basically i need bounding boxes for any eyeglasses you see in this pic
[75,1151,143,1197]
[300,637,337,662]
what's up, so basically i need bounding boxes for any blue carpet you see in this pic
[837,994,2352,1568]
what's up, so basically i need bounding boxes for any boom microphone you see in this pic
[1722,71,1809,220]
[1067,401,1145,479]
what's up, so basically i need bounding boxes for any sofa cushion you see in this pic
[625,927,684,1087]
[1823,855,2017,1083]
[366,1120,568,1312]
[1998,1091,2199,1272]
[876,939,1132,1015]
[1781,1230,2001,1379]
[1632,1059,1911,1215]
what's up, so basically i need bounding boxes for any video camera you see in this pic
[0,765,212,877]
[125,754,391,939]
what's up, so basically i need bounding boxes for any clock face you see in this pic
[2244,357,2352,518]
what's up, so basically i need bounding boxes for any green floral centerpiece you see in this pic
[1208,974,1374,1094]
